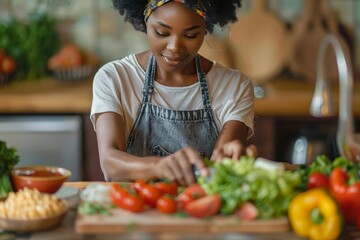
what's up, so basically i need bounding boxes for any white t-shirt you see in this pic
[90,54,254,140]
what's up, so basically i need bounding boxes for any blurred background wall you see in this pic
[0,0,359,82]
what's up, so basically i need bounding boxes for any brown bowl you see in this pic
[11,166,72,194]
[0,200,69,232]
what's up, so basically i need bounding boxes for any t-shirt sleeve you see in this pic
[90,64,123,131]
[227,76,254,138]
[216,71,255,139]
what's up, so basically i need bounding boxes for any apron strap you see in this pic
[195,55,212,109]
[142,54,156,103]
[142,54,213,110]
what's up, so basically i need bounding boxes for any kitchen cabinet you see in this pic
[0,115,83,181]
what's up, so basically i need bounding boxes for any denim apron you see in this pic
[125,55,219,158]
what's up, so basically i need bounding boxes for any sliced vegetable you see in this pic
[156,195,177,214]
[134,179,146,194]
[139,184,163,207]
[198,157,302,218]
[110,184,128,206]
[80,183,112,204]
[235,201,258,221]
[154,180,178,195]
[288,188,342,240]
[184,194,221,218]
[78,202,110,215]
[177,184,206,209]
[110,183,144,213]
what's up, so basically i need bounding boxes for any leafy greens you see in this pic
[198,157,302,219]
[0,141,20,198]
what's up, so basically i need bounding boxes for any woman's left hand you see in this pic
[345,140,360,163]
[211,139,257,162]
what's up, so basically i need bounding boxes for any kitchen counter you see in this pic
[2,182,358,240]
[0,77,359,116]
[0,78,92,114]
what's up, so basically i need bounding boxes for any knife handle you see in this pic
[192,165,200,179]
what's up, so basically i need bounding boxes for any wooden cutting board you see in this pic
[289,0,327,83]
[199,32,234,68]
[230,0,290,84]
[75,207,290,234]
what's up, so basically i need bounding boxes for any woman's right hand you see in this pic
[152,147,208,187]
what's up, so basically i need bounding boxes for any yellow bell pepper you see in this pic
[288,188,342,240]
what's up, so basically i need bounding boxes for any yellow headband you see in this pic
[144,0,206,22]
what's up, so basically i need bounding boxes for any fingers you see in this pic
[246,144,258,158]
[211,148,224,163]
[186,147,208,178]
[211,140,258,162]
[156,147,205,187]
[346,141,360,163]
[350,141,360,162]
[167,158,188,186]
[211,140,245,161]
[175,150,195,186]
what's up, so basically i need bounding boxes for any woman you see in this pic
[91,0,256,186]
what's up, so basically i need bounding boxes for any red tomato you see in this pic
[156,196,177,214]
[140,184,163,207]
[110,183,128,206]
[308,172,329,189]
[235,202,258,221]
[154,181,178,195]
[134,179,147,194]
[2,57,16,74]
[185,194,221,218]
[59,44,82,68]
[177,184,206,209]
[120,193,145,213]
[110,183,144,213]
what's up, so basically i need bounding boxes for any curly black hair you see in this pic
[112,0,242,33]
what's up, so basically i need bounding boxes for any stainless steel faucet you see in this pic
[310,34,355,159]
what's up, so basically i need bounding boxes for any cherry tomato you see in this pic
[156,195,177,214]
[120,193,145,213]
[140,184,163,207]
[184,194,221,218]
[110,183,144,213]
[308,172,329,189]
[154,181,178,195]
[235,201,258,220]
[134,179,147,194]
[110,183,128,206]
[177,184,206,209]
